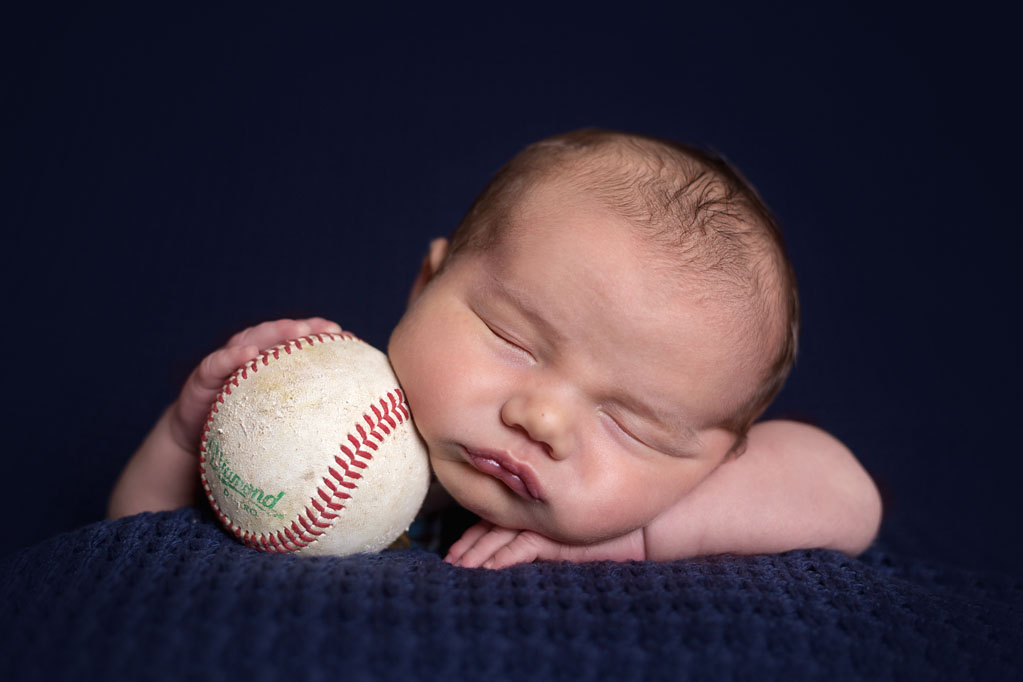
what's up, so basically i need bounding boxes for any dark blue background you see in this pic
[5,4,1020,574]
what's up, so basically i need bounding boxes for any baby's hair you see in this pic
[447,129,800,457]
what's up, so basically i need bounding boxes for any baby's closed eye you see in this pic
[598,409,658,450]
[599,408,691,459]
[480,317,536,362]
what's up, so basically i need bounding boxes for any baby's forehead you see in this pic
[484,201,759,345]
[467,146,784,339]
[500,179,762,295]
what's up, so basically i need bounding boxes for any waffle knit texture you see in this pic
[2,507,1020,682]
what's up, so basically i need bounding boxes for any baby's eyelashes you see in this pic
[598,409,686,458]
[599,410,647,447]
[482,320,535,362]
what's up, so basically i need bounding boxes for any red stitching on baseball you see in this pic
[198,331,414,554]
[337,449,366,471]
[312,499,336,518]
[394,390,410,420]
[299,514,322,536]
[346,432,375,459]
[330,459,360,488]
[292,521,313,543]
[307,507,331,529]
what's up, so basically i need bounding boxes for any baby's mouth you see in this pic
[461,446,542,501]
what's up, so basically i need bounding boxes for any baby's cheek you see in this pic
[552,475,672,544]
[431,458,510,524]
[391,341,449,440]
[404,367,465,444]
[537,498,628,545]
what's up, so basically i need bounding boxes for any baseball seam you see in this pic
[198,331,412,553]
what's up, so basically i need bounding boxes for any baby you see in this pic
[109,129,881,569]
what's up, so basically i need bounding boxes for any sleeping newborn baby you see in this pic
[109,129,881,568]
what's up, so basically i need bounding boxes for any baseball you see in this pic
[199,331,431,556]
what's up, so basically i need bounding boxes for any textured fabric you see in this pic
[2,508,1020,682]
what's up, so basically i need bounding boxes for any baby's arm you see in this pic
[448,420,881,568]
[642,420,882,560]
[107,318,342,519]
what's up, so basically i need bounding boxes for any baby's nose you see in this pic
[500,394,573,459]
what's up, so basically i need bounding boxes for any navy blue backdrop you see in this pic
[4,4,1020,575]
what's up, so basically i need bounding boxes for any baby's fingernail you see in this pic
[483,560,494,569]
[327,323,342,333]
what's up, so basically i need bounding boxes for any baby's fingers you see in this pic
[484,531,549,569]
[171,344,261,451]
[302,317,345,335]
[446,523,520,568]
[226,318,343,351]
[445,520,494,564]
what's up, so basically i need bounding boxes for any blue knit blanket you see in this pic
[2,507,1020,681]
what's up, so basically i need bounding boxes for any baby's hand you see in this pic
[168,318,343,454]
[444,521,646,569]
[108,317,342,519]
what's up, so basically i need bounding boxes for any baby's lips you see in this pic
[462,446,543,500]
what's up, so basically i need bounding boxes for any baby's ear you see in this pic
[407,238,450,304]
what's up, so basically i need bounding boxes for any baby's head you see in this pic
[389,129,799,544]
